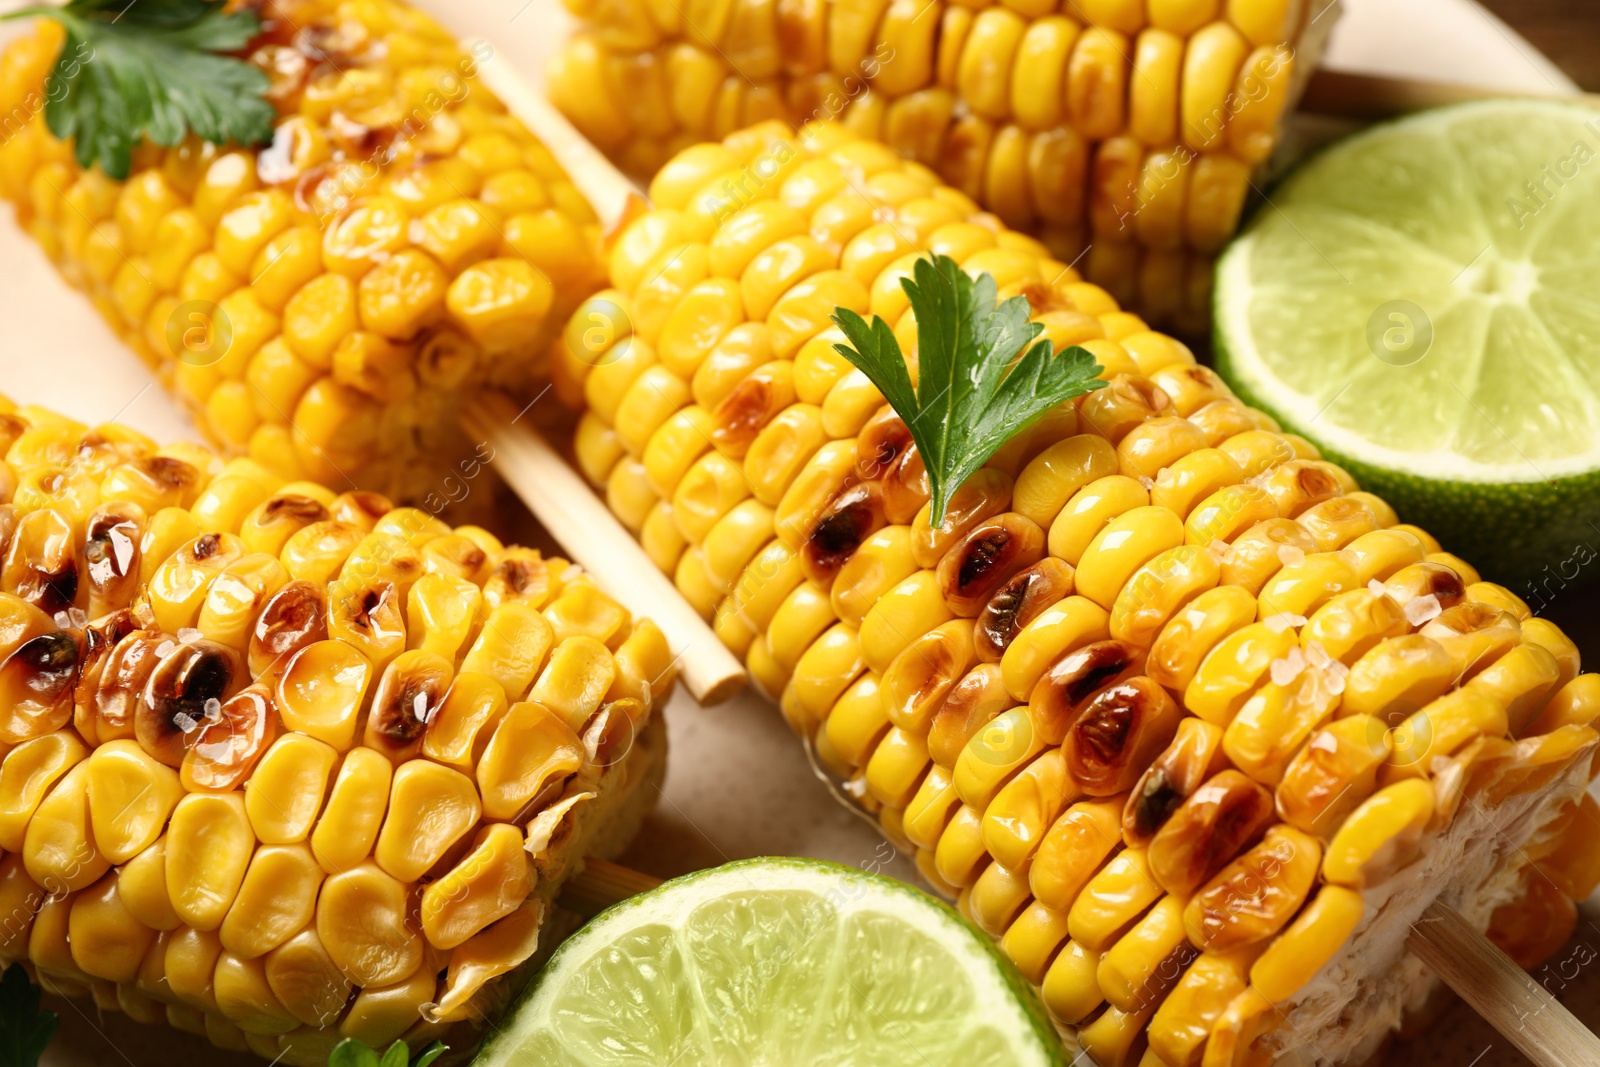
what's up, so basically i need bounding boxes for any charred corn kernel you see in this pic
[1276,715,1390,838]
[1147,769,1274,897]
[1123,717,1227,847]
[1184,826,1320,952]
[1322,779,1435,888]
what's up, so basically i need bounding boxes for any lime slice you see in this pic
[1215,99,1600,584]
[477,858,1065,1067]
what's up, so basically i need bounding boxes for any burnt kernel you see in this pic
[249,581,329,681]
[928,663,1011,769]
[90,630,168,741]
[1078,375,1174,444]
[4,508,78,616]
[365,651,453,758]
[1062,676,1181,796]
[85,504,146,614]
[1147,770,1276,898]
[936,513,1046,617]
[881,447,930,525]
[855,407,913,482]
[185,683,278,791]
[0,630,80,743]
[1128,770,1183,843]
[72,609,140,720]
[330,490,394,530]
[1029,639,1144,743]
[485,550,553,607]
[975,557,1075,663]
[139,639,242,766]
[712,372,784,455]
[1389,562,1467,609]
[263,494,331,525]
[191,533,224,561]
[141,455,201,492]
[802,481,885,585]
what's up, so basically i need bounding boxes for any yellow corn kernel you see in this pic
[220,843,323,960]
[1249,884,1366,1003]
[1068,847,1163,951]
[1322,779,1435,888]
[1148,949,1256,1067]
[1184,622,1296,726]
[309,747,393,877]
[1041,938,1105,1024]
[317,861,423,987]
[166,791,254,931]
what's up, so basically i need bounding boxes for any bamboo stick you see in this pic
[463,393,747,706]
[560,858,666,919]
[1407,900,1600,1067]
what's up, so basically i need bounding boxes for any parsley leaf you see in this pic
[831,254,1106,524]
[327,1039,447,1067]
[4,0,275,180]
[0,963,59,1067]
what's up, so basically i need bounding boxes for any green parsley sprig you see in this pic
[2,0,276,180]
[328,1038,447,1067]
[0,963,58,1067]
[831,254,1106,525]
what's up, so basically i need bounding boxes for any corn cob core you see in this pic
[549,0,1337,332]
[553,121,1600,1067]
[0,0,607,505]
[0,398,675,1065]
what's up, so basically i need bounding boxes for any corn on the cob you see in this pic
[553,121,1600,1066]
[0,0,607,504]
[0,398,674,1065]
[547,0,1336,330]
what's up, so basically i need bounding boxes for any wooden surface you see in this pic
[1482,1,1600,90]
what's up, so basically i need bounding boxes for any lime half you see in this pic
[477,858,1064,1067]
[1216,99,1600,584]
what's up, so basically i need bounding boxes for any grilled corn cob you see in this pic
[0,0,606,504]
[548,0,1336,329]
[0,398,674,1064]
[553,120,1600,1066]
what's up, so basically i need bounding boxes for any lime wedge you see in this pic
[477,858,1065,1067]
[1215,99,1600,584]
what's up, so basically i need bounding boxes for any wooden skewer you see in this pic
[559,858,664,919]
[1301,68,1600,120]
[1408,900,1600,1067]
[470,29,1600,1062]
[463,394,746,706]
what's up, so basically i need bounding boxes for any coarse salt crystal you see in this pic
[1277,544,1306,568]
[173,712,198,734]
[1270,647,1307,686]
[1264,612,1307,634]
[1368,579,1393,601]
[1207,539,1234,564]
[177,627,203,644]
[1304,641,1331,669]
[1405,594,1443,626]
[203,697,222,722]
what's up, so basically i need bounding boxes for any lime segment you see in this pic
[476,858,1064,1067]
[1215,100,1600,581]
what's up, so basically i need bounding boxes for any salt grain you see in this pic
[1405,593,1443,626]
